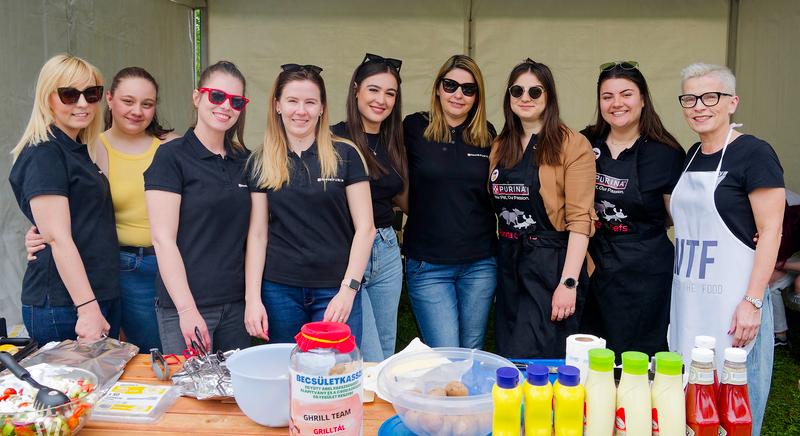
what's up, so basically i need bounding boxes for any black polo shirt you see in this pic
[331,121,404,229]
[9,126,119,306]
[251,141,369,288]
[402,112,497,264]
[143,128,251,308]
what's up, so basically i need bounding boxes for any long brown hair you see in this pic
[104,66,174,139]
[491,59,568,171]
[424,55,492,148]
[344,60,407,180]
[195,61,247,152]
[585,65,681,150]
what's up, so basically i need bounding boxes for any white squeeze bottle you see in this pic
[584,348,616,435]
[650,352,684,436]
[614,351,650,436]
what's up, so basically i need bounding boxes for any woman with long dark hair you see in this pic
[580,61,685,358]
[489,59,596,358]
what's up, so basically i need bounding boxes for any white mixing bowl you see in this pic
[226,343,295,427]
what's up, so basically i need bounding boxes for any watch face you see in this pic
[564,278,577,288]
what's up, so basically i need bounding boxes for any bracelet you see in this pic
[177,307,194,315]
[75,298,96,309]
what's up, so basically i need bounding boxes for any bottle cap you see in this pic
[588,348,615,372]
[556,365,580,387]
[654,352,683,376]
[694,335,716,350]
[691,347,714,363]
[621,351,649,375]
[525,364,549,386]
[294,321,355,353]
[723,347,748,363]
[496,367,519,389]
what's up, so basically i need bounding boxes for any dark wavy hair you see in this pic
[196,60,247,151]
[344,61,406,180]
[104,66,174,139]
[585,65,681,150]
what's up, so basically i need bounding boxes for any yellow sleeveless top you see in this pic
[100,133,160,247]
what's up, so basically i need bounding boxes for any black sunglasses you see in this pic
[677,91,733,109]
[281,63,323,75]
[509,85,544,100]
[362,53,402,72]
[440,78,478,97]
[599,61,639,72]
[56,86,104,104]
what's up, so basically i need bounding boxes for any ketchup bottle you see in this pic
[694,335,719,398]
[718,347,752,435]
[685,347,719,435]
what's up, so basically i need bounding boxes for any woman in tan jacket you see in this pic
[489,59,596,358]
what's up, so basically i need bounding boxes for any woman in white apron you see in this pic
[670,63,785,435]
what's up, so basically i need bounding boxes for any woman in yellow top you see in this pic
[27,67,179,351]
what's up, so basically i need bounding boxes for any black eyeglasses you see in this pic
[440,78,478,97]
[281,64,323,75]
[599,61,639,72]
[197,87,249,111]
[56,86,104,104]
[362,53,402,72]
[509,85,544,100]
[678,92,733,108]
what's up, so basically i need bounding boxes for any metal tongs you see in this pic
[186,327,227,396]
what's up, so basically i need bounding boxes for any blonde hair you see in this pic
[681,63,736,94]
[424,54,492,148]
[12,54,104,160]
[250,70,365,190]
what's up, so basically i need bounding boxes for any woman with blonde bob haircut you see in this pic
[245,64,375,344]
[9,54,121,344]
[403,54,497,349]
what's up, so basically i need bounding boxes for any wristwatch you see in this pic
[744,295,763,309]
[560,277,578,289]
[342,279,362,293]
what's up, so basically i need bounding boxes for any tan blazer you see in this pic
[537,128,597,236]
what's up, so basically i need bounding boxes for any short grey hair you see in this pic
[680,63,736,94]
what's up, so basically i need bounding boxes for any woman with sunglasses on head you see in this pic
[244,64,374,345]
[578,61,685,359]
[330,53,406,361]
[9,54,120,344]
[403,54,496,349]
[144,61,252,354]
[489,59,596,358]
[671,63,784,434]
[25,67,179,352]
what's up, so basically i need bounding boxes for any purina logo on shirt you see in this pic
[596,173,629,190]
[317,177,344,183]
[492,184,529,196]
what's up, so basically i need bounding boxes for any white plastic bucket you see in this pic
[226,343,295,427]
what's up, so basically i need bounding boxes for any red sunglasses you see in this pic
[197,87,249,111]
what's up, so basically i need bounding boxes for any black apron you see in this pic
[492,137,588,358]
[582,138,673,359]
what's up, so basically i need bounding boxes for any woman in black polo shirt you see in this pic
[579,62,685,358]
[144,61,251,354]
[244,64,375,345]
[9,54,120,344]
[331,53,406,361]
[403,54,496,349]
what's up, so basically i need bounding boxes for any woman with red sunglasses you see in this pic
[144,61,252,354]
[9,54,120,344]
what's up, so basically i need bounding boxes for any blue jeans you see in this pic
[261,280,363,346]
[748,288,774,436]
[360,227,403,362]
[22,297,121,345]
[118,250,161,352]
[405,256,496,349]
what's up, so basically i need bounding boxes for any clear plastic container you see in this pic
[92,382,180,424]
[289,321,363,435]
[377,347,516,436]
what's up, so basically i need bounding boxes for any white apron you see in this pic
[669,124,755,369]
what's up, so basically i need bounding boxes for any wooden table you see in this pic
[82,354,396,435]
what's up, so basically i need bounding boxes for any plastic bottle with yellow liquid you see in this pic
[553,365,584,436]
[492,366,522,436]
[523,364,552,436]
[584,348,616,435]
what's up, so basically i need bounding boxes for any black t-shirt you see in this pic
[683,134,784,248]
[331,122,404,229]
[593,137,686,229]
[402,112,497,263]
[143,128,251,308]
[9,126,119,306]
[252,141,369,288]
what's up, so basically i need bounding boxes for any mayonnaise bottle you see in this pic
[584,348,616,435]
[614,351,650,436]
[650,352,684,436]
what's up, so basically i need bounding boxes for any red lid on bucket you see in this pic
[294,321,356,353]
